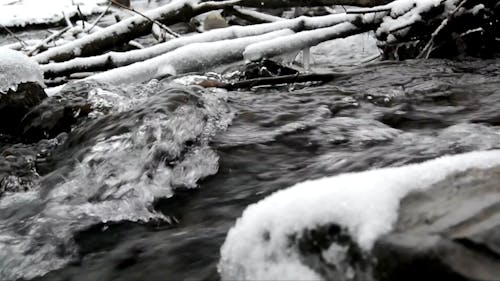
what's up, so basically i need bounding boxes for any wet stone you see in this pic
[0,82,47,136]
[374,166,500,281]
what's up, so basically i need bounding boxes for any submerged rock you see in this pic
[374,165,500,281]
[22,81,93,142]
[0,135,65,196]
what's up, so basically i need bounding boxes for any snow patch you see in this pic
[219,150,500,280]
[0,0,107,27]
[0,48,44,93]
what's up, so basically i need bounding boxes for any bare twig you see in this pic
[76,4,86,29]
[0,24,27,47]
[110,0,180,38]
[88,1,112,32]
[62,11,73,27]
[27,26,72,56]
[417,0,468,59]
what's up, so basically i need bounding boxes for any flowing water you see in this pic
[1,2,500,280]
[0,57,498,281]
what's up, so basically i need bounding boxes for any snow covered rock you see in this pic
[0,48,44,94]
[374,165,500,281]
[0,48,46,136]
[219,150,500,281]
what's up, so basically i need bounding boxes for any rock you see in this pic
[0,135,65,196]
[0,48,47,136]
[240,59,299,80]
[0,82,47,136]
[22,81,93,142]
[0,48,44,94]
[202,12,228,31]
[374,166,500,281]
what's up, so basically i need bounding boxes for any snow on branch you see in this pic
[244,22,362,62]
[85,29,294,85]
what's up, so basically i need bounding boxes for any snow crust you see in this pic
[0,0,107,27]
[219,150,500,280]
[0,48,44,93]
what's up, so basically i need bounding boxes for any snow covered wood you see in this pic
[86,29,295,84]
[40,13,359,78]
[33,0,242,64]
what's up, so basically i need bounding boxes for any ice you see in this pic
[219,150,500,280]
[0,48,44,93]
[0,0,107,27]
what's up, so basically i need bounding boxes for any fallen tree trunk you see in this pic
[34,0,397,64]
[243,22,364,61]
[204,0,395,8]
[41,0,497,93]
[41,13,360,78]
[85,29,294,84]
[33,0,242,64]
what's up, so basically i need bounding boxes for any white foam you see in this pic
[219,149,500,280]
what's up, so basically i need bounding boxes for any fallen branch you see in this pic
[86,29,295,84]
[41,13,360,78]
[33,0,245,64]
[0,23,27,47]
[215,72,344,90]
[417,0,468,59]
[27,26,71,56]
[208,0,395,8]
[110,0,180,39]
[224,6,285,24]
[243,22,364,61]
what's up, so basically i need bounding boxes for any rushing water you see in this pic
[0,56,498,280]
[1,1,500,279]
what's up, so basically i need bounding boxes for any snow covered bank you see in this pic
[219,150,500,280]
[0,48,44,93]
[0,0,107,27]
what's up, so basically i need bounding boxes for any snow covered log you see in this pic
[210,0,395,8]
[85,29,294,85]
[33,0,241,64]
[38,0,498,83]
[243,22,362,62]
[41,13,360,78]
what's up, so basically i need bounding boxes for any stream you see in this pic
[1,1,500,280]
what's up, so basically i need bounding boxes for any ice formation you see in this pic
[0,48,44,93]
[219,150,500,280]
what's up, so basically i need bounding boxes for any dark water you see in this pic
[0,57,499,280]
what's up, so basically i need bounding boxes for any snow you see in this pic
[87,29,294,84]
[377,0,455,37]
[0,48,44,93]
[244,22,359,62]
[0,0,108,27]
[219,149,500,280]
